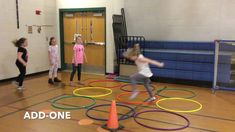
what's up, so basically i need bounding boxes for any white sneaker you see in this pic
[77,81,85,85]
[70,82,76,87]
[17,86,24,90]
[12,81,19,87]
[129,91,140,100]
[147,97,156,102]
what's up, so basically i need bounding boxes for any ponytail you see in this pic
[123,43,141,59]
[12,39,18,47]
[12,37,26,47]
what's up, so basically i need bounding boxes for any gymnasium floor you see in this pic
[0,72,234,132]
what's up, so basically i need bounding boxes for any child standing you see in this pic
[48,37,61,84]
[123,44,164,101]
[70,34,87,86]
[12,38,28,90]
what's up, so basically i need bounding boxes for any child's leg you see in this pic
[130,73,140,91]
[53,63,61,82]
[129,73,145,99]
[53,63,58,78]
[143,78,154,98]
[76,64,84,85]
[16,63,22,83]
[16,72,20,83]
[77,64,82,81]
[17,63,26,87]
[49,64,54,79]
[70,64,76,82]
[48,64,55,84]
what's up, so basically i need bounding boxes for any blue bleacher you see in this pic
[144,41,231,83]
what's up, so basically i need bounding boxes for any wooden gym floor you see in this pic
[0,72,234,132]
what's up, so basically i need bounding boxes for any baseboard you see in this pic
[0,70,212,87]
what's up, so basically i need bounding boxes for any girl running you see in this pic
[123,44,164,101]
[12,38,28,90]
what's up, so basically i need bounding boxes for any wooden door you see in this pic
[62,11,105,74]
[63,13,76,64]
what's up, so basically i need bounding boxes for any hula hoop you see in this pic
[156,98,202,113]
[134,110,190,131]
[51,95,96,110]
[87,79,122,88]
[156,88,196,99]
[73,87,112,98]
[86,103,135,121]
[116,92,158,105]
[114,76,144,84]
[120,84,156,93]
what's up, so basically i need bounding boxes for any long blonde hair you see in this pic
[123,44,141,58]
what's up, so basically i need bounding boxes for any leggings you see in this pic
[16,62,26,87]
[130,73,154,98]
[70,64,82,81]
[49,63,58,79]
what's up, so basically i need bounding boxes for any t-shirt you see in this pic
[72,44,84,64]
[135,54,153,77]
[48,45,59,63]
[16,47,28,64]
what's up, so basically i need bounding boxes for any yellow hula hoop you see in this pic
[73,87,112,98]
[156,97,202,113]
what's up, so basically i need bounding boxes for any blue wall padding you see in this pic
[143,41,231,83]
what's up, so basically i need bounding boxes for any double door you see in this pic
[63,11,105,74]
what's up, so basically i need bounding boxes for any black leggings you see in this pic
[70,64,82,81]
[16,62,26,86]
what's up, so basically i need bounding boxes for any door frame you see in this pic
[59,7,106,73]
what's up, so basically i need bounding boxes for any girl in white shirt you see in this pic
[123,44,164,101]
[48,37,61,84]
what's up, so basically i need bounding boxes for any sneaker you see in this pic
[48,79,54,85]
[70,82,76,87]
[54,78,61,82]
[77,81,85,85]
[12,81,19,87]
[17,86,24,90]
[146,97,156,102]
[129,90,140,100]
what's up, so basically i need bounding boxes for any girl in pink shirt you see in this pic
[70,35,87,86]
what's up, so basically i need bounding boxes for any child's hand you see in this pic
[23,62,27,67]
[159,62,164,68]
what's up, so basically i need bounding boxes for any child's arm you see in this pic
[17,52,27,66]
[139,56,164,67]
[48,51,53,65]
[74,49,78,66]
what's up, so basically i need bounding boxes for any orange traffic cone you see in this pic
[101,100,124,131]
